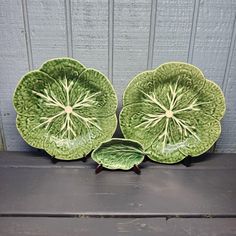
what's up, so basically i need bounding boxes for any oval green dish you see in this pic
[13,58,118,160]
[120,62,226,164]
[91,138,145,170]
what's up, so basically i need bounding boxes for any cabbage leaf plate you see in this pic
[120,62,226,164]
[91,138,145,170]
[13,58,118,160]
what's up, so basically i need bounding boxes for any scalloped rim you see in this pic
[120,104,222,163]
[45,114,118,160]
[122,61,226,120]
[39,57,87,69]
[120,61,226,163]
[13,57,118,160]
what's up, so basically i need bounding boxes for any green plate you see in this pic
[91,138,145,170]
[13,58,118,160]
[120,62,226,164]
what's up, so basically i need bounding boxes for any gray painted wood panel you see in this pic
[0,0,235,152]
[190,0,236,151]
[191,0,236,85]
[1,152,236,235]
[113,0,151,104]
[71,0,109,75]
[152,0,194,66]
[27,0,67,68]
[0,0,31,151]
[0,152,235,215]
[216,19,236,152]
[0,218,235,236]
[0,110,5,150]
[1,151,235,169]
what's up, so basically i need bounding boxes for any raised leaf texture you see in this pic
[120,62,226,163]
[13,58,118,160]
[92,139,145,170]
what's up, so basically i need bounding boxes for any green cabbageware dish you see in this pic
[120,62,226,164]
[91,138,145,170]
[13,58,118,160]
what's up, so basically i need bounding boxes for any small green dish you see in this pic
[13,58,118,160]
[120,62,226,164]
[91,138,145,170]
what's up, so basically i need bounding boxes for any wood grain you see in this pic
[0,217,235,236]
[0,0,235,152]
[71,0,108,75]
[27,0,67,68]
[0,110,5,150]
[0,0,31,151]
[216,15,236,153]
[113,0,151,104]
[1,152,235,235]
[191,0,236,86]
[152,0,194,66]
[0,152,235,216]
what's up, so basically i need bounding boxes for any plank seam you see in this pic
[147,0,157,69]
[1,166,236,170]
[0,213,236,219]
[187,0,200,63]
[108,0,114,82]
[214,14,236,153]
[21,0,34,70]
[0,109,6,151]
[64,0,73,57]
[222,13,236,93]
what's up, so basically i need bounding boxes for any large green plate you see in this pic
[120,62,226,164]
[13,58,118,160]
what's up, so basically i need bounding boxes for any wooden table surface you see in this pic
[0,151,236,235]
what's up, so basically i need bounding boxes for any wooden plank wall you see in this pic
[0,0,235,152]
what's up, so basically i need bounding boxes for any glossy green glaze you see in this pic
[120,62,226,164]
[13,58,118,160]
[91,138,145,170]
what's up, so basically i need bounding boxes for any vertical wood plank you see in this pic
[0,0,235,152]
[65,0,73,57]
[191,0,236,152]
[216,14,236,153]
[147,0,157,69]
[187,0,200,63]
[27,0,67,68]
[113,0,151,103]
[71,0,108,75]
[152,0,194,66]
[0,0,30,151]
[22,0,34,70]
[191,0,236,85]
[0,110,6,150]
[108,0,114,81]
[222,15,236,95]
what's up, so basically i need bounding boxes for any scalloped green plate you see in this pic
[91,138,145,170]
[13,58,118,160]
[120,62,226,164]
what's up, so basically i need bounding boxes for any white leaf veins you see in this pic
[137,79,209,152]
[32,76,101,139]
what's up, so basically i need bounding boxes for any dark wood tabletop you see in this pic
[0,151,235,236]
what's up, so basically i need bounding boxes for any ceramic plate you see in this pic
[91,138,145,170]
[13,58,118,160]
[120,62,226,163]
